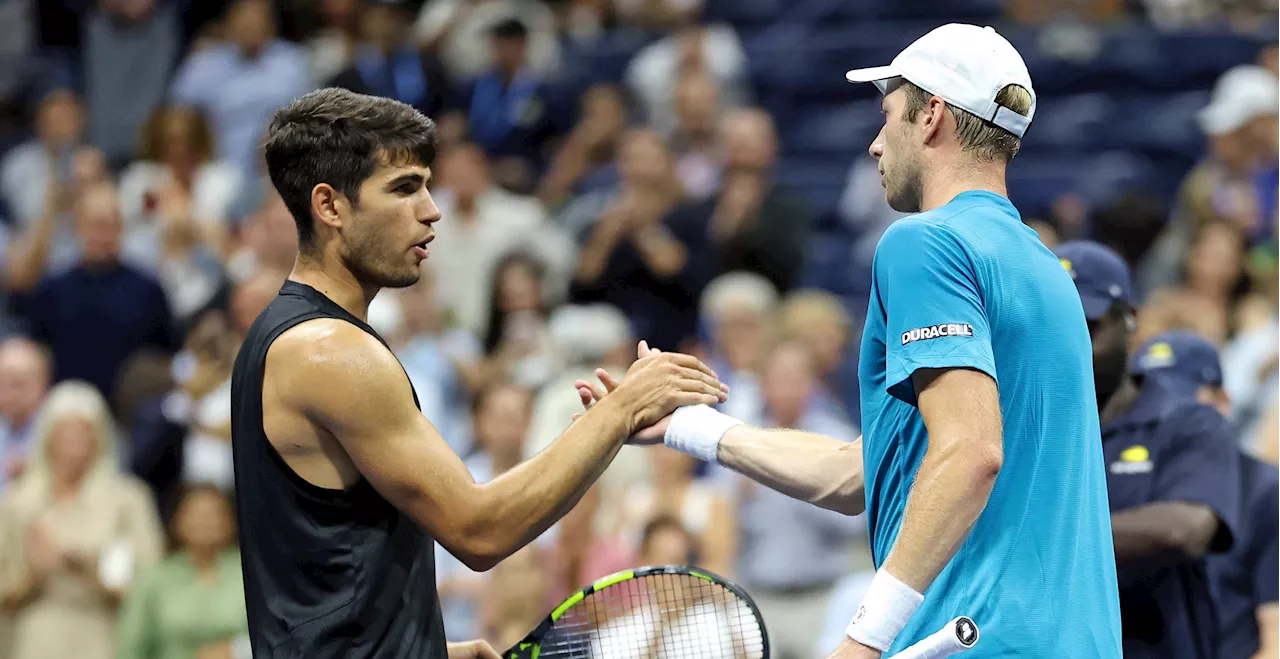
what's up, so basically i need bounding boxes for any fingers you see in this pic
[637,339,653,358]
[578,386,594,409]
[664,351,719,382]
[672,390,725,408]
[596,368,621,392]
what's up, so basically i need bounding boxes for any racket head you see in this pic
[505,565,770,659]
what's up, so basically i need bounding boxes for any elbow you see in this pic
[1168,507,1221,561]
[451,518,515,572]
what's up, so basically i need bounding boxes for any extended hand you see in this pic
[573,341,723,443]
[447,639,502,659]
[825,638,882,659]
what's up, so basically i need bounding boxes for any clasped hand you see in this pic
[571,341,726,442]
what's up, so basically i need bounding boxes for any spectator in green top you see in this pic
[117,484,247,659]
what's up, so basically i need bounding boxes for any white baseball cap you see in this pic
[1197,65,1279,136]
[845,23,1037,138]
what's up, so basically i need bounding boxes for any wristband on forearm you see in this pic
[845,569,925,651]
[662,405,742,464]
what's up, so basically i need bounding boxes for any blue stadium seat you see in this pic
[1026,93,1115,151]
[785,101,882,156]
[776,158,851,220]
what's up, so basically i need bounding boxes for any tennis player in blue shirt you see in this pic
[576,23,1123,658]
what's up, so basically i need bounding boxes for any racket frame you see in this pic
[504,564,771,659]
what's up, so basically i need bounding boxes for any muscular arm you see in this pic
[717,427,865,516]
[280,324,720,572]
[879,368,1003,593]
[1110,501,1221,565]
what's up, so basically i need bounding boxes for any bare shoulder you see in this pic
[265,318,415,430]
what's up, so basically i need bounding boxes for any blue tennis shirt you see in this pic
[857,190,1123,657]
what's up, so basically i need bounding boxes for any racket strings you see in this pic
[536,573,766,658]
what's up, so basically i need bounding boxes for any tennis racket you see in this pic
[891,616,979,658]
[504,565,769,658]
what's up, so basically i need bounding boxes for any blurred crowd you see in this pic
[0,0,1271,658]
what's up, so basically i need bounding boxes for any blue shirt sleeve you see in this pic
[1252,476,1279,603]
[1152,405,1242,553]
[874,219,996,405]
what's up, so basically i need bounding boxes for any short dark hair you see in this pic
[263,87,437,250]
[900,82,1032,163]
[490,17,528,40]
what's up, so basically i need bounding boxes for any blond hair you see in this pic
[902,83,1034,163]
[777,290,853,339]
[8,381,121,508]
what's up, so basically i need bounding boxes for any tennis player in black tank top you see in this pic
[231,88,728,659]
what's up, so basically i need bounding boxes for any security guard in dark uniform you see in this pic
[1054,241,1241,659]
[1131,331,1279,659]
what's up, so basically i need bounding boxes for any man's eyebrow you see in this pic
[387,173,426,188]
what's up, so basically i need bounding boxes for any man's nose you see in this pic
[869,127,886,159]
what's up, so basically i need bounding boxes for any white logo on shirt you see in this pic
[901,323,974,345]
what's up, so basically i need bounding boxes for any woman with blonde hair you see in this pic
[0,381,164,659]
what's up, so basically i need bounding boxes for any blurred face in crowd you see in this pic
[721,110,777,172]
[155,108,208,170]
[1209,127,1258,174]
[35,89,84,152]
[1250,113,1279,158]
[871,82,927,213]
[75,185,124,266]
[496,258,544,314]
[396,266,439,335]
[674,72,720,140]
[251,192,300,271]
[232,269,287,334]
[0,340,50,427]
[338,156,440,289]
[580,85,628,152]
[649,445,698,487]
[640,522,695,565]
[1087,305,1131,412]
[361,2,409,52]
[761,343,817,426]
[439,144,492,202]
[713,306,771,373]
[474,384,531,465]
[321,0,358,28]
[226,0,275,57]
[46,416,100,486]
[618,130,672,188]
[781,299,850,378]
[1186,222,1242,297]
[490,34,528,75]
[174,486,235,555]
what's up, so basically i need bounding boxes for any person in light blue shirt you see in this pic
[575,22,1122,659]
[169,0,311,181]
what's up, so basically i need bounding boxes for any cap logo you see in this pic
[1139,342,1176,370]
[1060,258,1076,278]
[1120,445,1150,463]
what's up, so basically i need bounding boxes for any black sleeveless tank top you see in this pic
[230,280,446,659]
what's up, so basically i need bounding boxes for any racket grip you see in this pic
[889,616,979,659]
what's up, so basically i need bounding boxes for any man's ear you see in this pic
[921,95,947,144]
[311,183,346,232]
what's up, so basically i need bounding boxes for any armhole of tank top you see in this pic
[257,312,372,507]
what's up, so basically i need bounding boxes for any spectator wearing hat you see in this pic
[328,0,452,119]
[1055,241,1242,659]
[1130,330,1279,659]
[1140,64,1279,295]
[453,17,572,192]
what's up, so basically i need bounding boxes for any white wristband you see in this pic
[663,405,742,464]
[845,569,924,651]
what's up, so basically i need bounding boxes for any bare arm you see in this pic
[717,427,865,516]
[282,326,724,571]
[878,368,1003,593]
[1110,502,1222,565]
[1255,603,1279,659]
[630,225,687,279]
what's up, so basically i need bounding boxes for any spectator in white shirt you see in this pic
[625,13,747,135]
[429,143,572,336]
